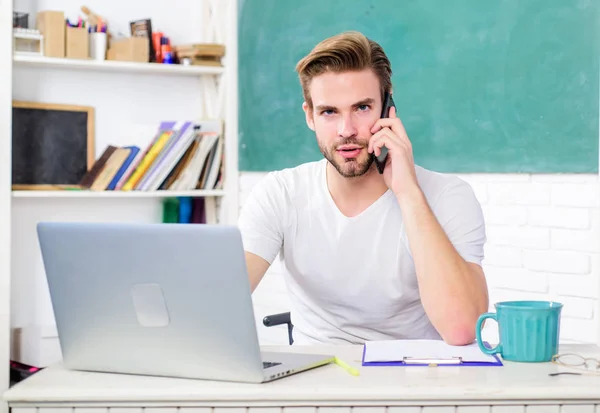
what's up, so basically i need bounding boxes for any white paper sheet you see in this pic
[363,339,499,363]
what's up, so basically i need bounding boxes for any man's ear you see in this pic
[302,101,315,131]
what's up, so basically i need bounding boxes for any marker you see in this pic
[334,357,359,376]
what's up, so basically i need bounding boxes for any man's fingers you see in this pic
[369,129,405,157]
[389,105,397,119]
[370,126,403,148]
[368,128,392,153]
[370,117,408,140]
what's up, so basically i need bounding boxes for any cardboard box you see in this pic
[36,10,65,58]
[107,37,149,63]
[65,27,88,59]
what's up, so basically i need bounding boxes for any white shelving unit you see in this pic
[10,0,238,219]
[11,190,227,198]
[2,0,239,401]
[1,0,12,411]
[13,54,225,75]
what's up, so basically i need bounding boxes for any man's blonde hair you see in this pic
[295,31,392,109]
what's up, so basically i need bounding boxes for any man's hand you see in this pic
[368,106,419,197]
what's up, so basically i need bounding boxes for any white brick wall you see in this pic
[241,171,600,346]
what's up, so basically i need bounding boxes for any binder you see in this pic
[361,339,503,367]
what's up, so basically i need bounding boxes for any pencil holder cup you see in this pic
[89,32,107,60]
[475,300,563,362]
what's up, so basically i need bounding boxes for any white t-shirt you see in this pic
[238,159,486,345]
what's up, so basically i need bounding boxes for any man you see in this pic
[238,31,489,346]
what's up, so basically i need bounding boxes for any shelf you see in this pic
[12,190,226,198]
[13,54,224,76]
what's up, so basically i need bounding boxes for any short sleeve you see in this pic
[430,179,486,266]
[237,173,286,264]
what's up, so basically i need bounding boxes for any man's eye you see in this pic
[358,105,370,111]
[322,110,334,115]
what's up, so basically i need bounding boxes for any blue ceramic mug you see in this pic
[475,300,563,362]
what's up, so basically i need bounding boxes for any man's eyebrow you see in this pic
[352,98,375,108]
[315,104,336,112]
[315,98,376,112]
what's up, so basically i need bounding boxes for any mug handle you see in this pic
[476,312,502,355]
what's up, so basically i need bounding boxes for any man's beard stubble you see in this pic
[318,137,374,178]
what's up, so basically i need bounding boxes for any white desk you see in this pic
[4,344,600,413]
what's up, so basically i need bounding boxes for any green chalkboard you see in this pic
[238,0,599,173]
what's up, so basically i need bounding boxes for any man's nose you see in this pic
[337,113,357,138]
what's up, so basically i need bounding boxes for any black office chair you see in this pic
[262,311,294,345]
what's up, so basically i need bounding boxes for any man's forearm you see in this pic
[397,186,489,345]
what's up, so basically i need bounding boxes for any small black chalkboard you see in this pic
[12,101,95,189]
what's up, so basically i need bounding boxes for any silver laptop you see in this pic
[36,222,334,383]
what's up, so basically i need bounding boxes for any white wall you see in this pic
[246,171,600,345]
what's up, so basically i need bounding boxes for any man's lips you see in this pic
[337,145,364,159]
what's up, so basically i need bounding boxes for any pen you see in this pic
[334,357,360,376]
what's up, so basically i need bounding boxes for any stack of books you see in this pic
[79,120,223,191]
[174,43,225,67]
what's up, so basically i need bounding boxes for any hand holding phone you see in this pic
[369,92,419,198]
[373,92,396,174]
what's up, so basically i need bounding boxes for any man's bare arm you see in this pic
[397,187,489,346]
[245,252,271,293]
[368,107,488,345]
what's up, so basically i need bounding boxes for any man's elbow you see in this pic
[440,326,476,346]
[441,287,490,346]
[438,312,484,346]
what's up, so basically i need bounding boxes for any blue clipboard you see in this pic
[361,341,503,367]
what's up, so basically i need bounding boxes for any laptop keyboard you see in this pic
[263,361,281,369]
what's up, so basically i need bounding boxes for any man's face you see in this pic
[303,69,382,178]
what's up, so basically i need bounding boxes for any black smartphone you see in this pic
[373,91,395,174]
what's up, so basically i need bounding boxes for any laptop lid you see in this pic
[37,222,266,382]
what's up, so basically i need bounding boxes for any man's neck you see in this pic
[326,162,390,218]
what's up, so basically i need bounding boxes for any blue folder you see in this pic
[361,341,503,367]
